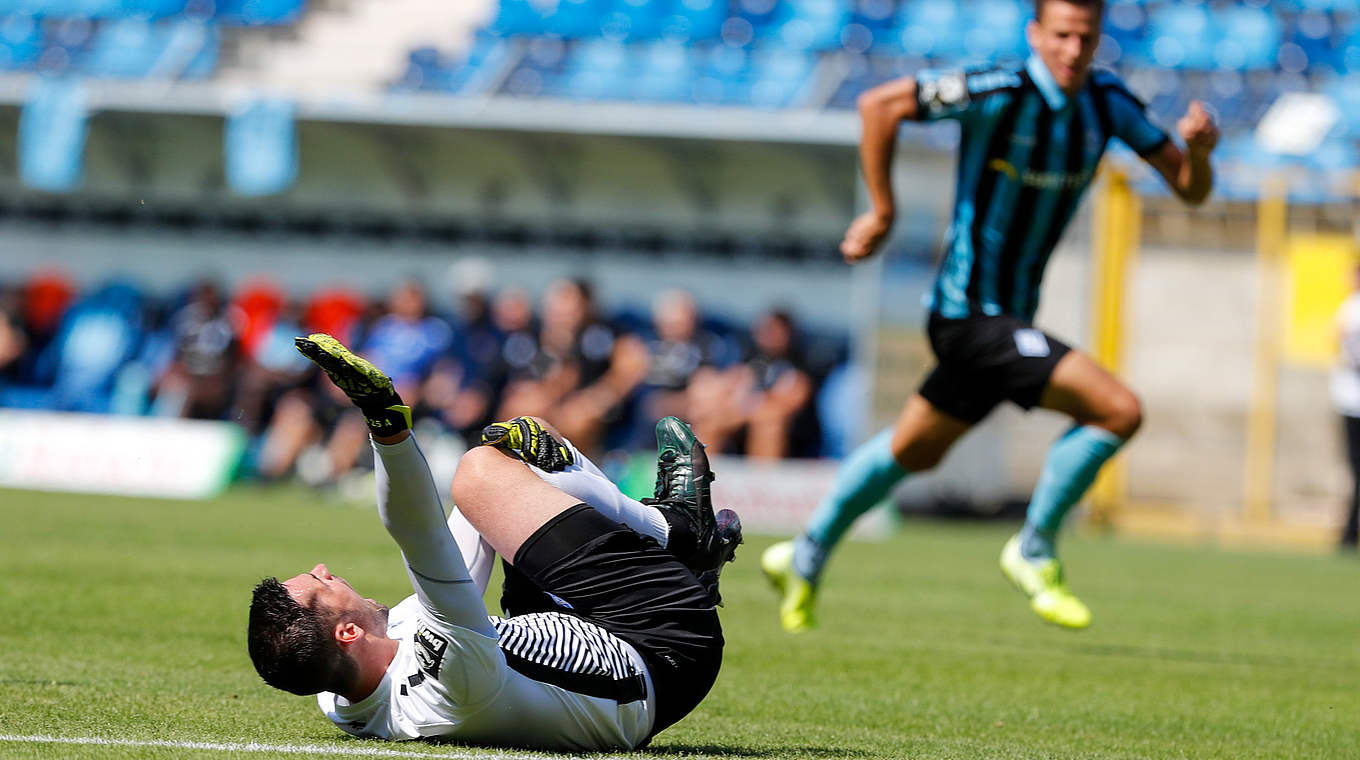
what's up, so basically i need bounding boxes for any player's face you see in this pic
[283,563,389,630]
[1028,0,1102,94]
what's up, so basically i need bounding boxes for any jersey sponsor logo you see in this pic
[414,625,449,678]
[988,159,1093,190]
[1014,329,1051,358]
[966,69,1022,94]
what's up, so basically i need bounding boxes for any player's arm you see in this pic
[1144,100,1218,206]
[842,76,920,263]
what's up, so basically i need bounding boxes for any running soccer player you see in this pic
[763,0,1218,632]
[248,334,740,750]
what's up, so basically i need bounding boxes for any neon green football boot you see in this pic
[294,333,411,438]
[1000,533,1092,629]
[761,540,817,633]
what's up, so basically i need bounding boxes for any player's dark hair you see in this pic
[1034,0,1103,21]
[247,577,357,696]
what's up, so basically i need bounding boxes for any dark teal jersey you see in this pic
[916,57,1169,320]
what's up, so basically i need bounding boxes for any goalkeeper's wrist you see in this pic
[363,404,412,438]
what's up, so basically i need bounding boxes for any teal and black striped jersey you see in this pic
[916,56,1169,321]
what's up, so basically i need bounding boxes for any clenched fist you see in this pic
[1178,100,1219,155]
[840,210,894,263]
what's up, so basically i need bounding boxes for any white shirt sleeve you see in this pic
[372,437,497,638]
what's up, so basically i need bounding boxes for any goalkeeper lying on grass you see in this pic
[247,333,741,750]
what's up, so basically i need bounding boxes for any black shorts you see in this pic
[511,504,723,737]
[918,313,1071,424]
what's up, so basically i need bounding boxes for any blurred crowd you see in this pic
[0,270,850,487]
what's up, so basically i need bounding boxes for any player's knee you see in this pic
[1104,392,1143,440]
[450,445,503,503]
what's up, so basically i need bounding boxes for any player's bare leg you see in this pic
[764,393,971,632]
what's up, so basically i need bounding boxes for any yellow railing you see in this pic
[1087,168,1139,526]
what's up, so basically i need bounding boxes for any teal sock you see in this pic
[794,428,907,583]
[1021,425,1126,560]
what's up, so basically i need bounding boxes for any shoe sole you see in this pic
[295,334,392,398]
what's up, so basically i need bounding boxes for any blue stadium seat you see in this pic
[602,0,669,41]
[212,0,305,26]
[75,18,214,78]
[486,0,549,37]
[0,13,43,70]
[558,38,630,99]
[747,44,815,107]
[1326,75,1360,136]
[631,40,698,101]
[544,0,611,39]
[438,34,513,94]
[1290,10,1338,73]
[658,0,728,44]
[889,0,969,61]
[1210,5,1280,71]
[0,281,146,414]
[965,0,1027,61]
[756,0,850,51]
[1144,2,1215,70]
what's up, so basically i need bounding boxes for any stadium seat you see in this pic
[1210,5,1280,71]
[486,0,550,37]
[747,44,815,107]
[1144,3,1215,70]
[603,0,669,42]
[659,0,728,43]
[755,0,851,51]
[631,39,698,101]
[0,280,146,414]
[212,0,305,26]
[0,13,43,70]
[233,279,284,361]
[440,34,514,94]
[1326,75,1360,136]
[965,0,1027,61]
[545,0,611,39]
[889,0,969,61]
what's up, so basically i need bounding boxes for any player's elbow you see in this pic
[857,81,914,122]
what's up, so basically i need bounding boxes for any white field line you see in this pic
[0,734,622,759]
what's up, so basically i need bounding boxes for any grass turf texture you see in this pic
[1,485,1356,760]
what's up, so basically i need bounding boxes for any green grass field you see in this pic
[2,484,1357,760]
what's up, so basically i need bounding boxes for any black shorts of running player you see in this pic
[918,313,1072,425]
[507,504,724,738]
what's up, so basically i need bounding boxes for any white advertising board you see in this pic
[0,410,245,500]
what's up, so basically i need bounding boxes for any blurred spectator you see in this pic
[152,280,244,420]
[0,273,838,471]
[19,271,74,383]
[293,280,452,485]
[689,308,816,459]
[420,283,503,440]
[628,289,734,444]
[233,278,286,362]
[497,278,649,454]
[1333,271,1360,552]
[234,299,313,435]
[0,285,28,383]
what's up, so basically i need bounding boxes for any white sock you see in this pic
[531,438,670,546]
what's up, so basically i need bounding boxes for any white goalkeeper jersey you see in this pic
[317,595,655,750]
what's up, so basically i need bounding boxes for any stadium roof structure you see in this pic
[0,73,859,147]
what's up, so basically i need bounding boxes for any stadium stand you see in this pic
[378,0,1360,200]
[0,271,851,483]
